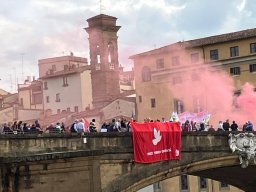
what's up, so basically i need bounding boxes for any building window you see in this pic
[20,98,23,107]
[173,76,182,85]
[67,107,70,112]
[96,45,101,70]
[199,177,207,190]
[210,49,219,60]
[156,58,164,69]
[191,53,199,63]
[180,175,188,191]
[32,93,42,105]
[230,67,240,75]
[193,96,203,113]
[220,182,229,189]
[230,46,239,57]
[56,93,60,102]
[142,66,151,82]
[44,82,48,90]
[74,106,79,112]
[46,96,50,103]
[249,64,256,72]
[151,98,156,108]
[63,76,68,87]
[172,56,180,66]
[57,109,61,114]
[139,96,142,103]
[250,43,256,53]
[174,99,184,114]
[108,42,115,70]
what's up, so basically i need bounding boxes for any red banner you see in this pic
[131,122,181,163]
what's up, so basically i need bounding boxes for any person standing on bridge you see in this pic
[223,119,230,131]
[230,121,238,131]
[245,121,253,131]
[76,119,85,134]
[89,119,97,132]
[217,121,224,131]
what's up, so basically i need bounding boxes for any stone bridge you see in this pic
[0,132,254,192]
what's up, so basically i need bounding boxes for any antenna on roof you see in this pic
[100,0,102,13]
[20,53,24,83]
[99,0,105,14]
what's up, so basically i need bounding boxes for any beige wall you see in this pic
[80,70,93,110]
[38,56,87,78]
[0,107,42,124]
[0,107,14,124]
[43,71,92,114]
[18,109,42,122]
[101,98,135,122]
[18,89,31,109]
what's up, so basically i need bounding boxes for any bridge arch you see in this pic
[103,155,241,192]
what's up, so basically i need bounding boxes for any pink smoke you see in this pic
[167,45,256,129]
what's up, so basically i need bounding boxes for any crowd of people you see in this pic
[58,117,133,134]
[0,117,254,135]
[0,120,43,134]
[0,117,132,135]
[181,119,254,132]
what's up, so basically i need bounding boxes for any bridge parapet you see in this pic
[0,132,231,157]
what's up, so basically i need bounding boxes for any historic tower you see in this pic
[85,14,121,109]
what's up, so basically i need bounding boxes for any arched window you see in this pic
[96,45,100,70]
[108,42,115,70]
[142,66,151,82]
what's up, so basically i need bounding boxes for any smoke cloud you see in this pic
[169,45,255,129]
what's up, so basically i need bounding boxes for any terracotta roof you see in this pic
[186,27,256,47]
[129,42,183,58]
[40,112,75,127]
[72,108,102,119]
[0,88,9,95]
[130,27,256,58]
[118,90,135,98]
[87,14,117,21]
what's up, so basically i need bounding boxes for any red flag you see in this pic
[131,122,181,163]
[81,118,90,132]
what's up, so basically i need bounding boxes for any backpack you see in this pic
[70,123,77,133]
[108,123,115,132]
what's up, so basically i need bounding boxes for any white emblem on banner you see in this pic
[152,128,162,145]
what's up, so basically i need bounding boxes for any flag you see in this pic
[170,112,179,122]
[131,121,181,163]
[81,118,90,132]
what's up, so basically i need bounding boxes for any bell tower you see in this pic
[85,14,121,109]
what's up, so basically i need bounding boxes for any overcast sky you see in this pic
[0,0,255,93]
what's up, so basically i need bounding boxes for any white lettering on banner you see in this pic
[147,148,172,156]
[175,149,180,156]
[154,151,161,154]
